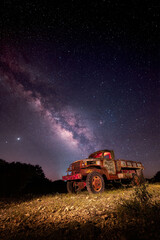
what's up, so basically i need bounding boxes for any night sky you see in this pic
[0,1,159,180]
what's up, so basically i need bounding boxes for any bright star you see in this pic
[17,137,21,141]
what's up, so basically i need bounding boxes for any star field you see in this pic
[0,1,159,180]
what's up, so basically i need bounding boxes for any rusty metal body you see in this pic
[62,149,144,193]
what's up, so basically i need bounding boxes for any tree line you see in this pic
[0,159,66,197]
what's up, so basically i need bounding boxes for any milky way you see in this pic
[0,1,159,180]
[0,44,98,150]
[0,43,101,179]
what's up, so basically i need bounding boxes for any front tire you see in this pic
[67,181,79,193]
[86,171,105,193]
[67,181,75,193]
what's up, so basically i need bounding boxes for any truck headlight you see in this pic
[81,161,86,167]
[96,160,101,165]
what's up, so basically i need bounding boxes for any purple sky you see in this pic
[0,1,159,180]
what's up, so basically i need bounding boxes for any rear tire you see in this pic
[132,174,141,186]
[132,171,145,186]
[86,171,105,193]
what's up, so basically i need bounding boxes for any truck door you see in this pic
[103,152,116,174]
[104,160,116,174]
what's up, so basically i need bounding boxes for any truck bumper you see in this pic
[62,173,82,181]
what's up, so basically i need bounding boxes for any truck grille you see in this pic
[72,161,80,172]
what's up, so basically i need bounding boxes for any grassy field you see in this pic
[0,184,160,240]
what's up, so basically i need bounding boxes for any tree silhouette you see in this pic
[153,171,160,183]
[0,159,52,196]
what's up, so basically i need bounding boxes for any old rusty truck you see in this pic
[62,149,144,193]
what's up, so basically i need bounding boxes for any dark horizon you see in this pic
[1,157,159,183]
[0,1,159,180]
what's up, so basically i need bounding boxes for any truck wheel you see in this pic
[132,174,141,186]
[67,181,74,193]
[136,169,145,184]
[67,181,78,193]
[86,172,105,193]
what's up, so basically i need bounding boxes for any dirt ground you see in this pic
[0,184,160,240]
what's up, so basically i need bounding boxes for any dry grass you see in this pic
[0,184,160,240]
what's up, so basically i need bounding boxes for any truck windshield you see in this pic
[104,152,111,159]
